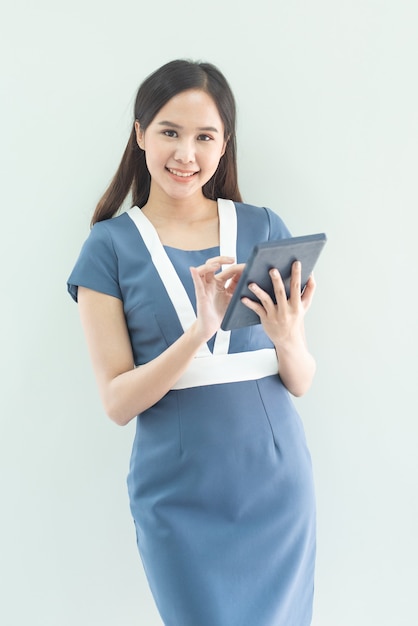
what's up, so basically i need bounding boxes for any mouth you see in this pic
[166,167,198,178]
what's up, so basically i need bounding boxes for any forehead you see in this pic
[153,89,224,129]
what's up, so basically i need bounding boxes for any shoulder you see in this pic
[90,211,133,242]
[81,211,143,259]
[233,201,292,240]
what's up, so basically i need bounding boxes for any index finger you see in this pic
[204,255,235,267]
[191,256,236,281]
[216,262,245,281]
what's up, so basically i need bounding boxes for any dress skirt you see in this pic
[127,375,316,626]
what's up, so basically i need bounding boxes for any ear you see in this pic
[220,134,230,158]
[134,120,145,150]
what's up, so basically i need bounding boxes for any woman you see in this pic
[68,59,317,626]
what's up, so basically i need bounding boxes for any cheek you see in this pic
[143,151,159,176]
[204,143,225,165]
[211,147,226,170]
[143,142,164,167]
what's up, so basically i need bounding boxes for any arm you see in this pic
[78,287,208,425]
[77,257,243,426]
[241,261,317,397]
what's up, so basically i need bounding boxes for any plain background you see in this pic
[1,1,417,624]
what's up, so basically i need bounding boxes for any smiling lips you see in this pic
[167,167,197,178]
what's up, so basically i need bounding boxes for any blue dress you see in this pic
[67,200,316,626]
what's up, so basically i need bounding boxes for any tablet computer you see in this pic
[221,233,327,331]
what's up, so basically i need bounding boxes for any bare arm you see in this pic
[77,257,243,426]
[241,261,317,397]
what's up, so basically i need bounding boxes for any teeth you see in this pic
[168,168,195,177]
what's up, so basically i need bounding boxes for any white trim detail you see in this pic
[171,349,278,390]
[213,198,236,355]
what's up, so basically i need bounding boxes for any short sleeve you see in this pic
[67,222,122,303]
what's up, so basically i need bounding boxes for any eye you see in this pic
[163,129,178,138]
[197,134,212,142]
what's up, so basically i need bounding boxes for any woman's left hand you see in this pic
[242,260,317,396]
[241,261,316,348]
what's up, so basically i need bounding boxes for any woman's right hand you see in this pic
[190,256,245,341]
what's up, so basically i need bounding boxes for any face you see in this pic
[135,89,227,203]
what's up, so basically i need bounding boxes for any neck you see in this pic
[140,191,220,250]
[142,190,217,225]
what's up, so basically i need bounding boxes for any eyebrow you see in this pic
[157,120,219,133]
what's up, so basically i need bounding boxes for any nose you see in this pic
[174,138,195,164]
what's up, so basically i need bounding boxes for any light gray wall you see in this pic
[1,1,417,625]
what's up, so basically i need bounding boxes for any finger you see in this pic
[269,268,288,305]
[189,266,204,291]
[204,255,235,267]
[192,255,235,278]
[214,263,245,295]
[247,281,276,310]
[241,295,266,319]
[191,260,222,284]
[288,261,302,305]
[301,273,316,309]
[215,263,245,282]
[190,270,218,300]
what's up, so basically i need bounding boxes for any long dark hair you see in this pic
[91,59,242,225]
